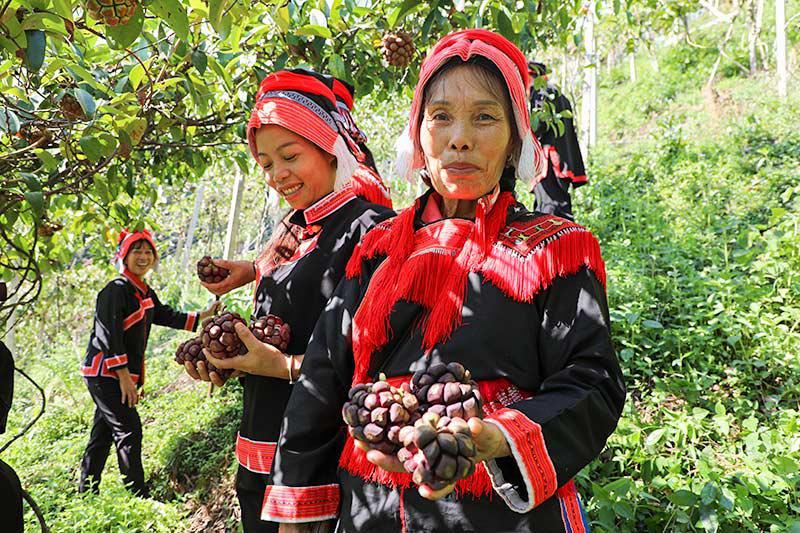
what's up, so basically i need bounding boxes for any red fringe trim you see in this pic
[350,166,393,208]
[338,376,532,498]
[480,226,606,302]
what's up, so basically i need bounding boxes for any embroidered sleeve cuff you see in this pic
[185,312,199,332]
[104,353,129,371]
[261,484,340,523]
[484,407,558,513]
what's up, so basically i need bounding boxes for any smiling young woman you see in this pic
[181,70,394,533]
[78,230,218,497]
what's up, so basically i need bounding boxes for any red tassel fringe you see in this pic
[350,166,393,208]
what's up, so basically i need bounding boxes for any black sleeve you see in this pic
[151,290,199,332]
[484,266,625,513]
[262,275,363,523]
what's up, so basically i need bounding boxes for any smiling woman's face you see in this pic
[419,63,515,202]
[254,125,337,210]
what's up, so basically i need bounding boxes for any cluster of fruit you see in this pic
[343,362,482,490]
[175,311,291,380]
[380,31,415,68]
[196,256,230,284]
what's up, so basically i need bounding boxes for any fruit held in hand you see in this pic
[200,312,247,359]
[197,256,229,284]
[342,375,421,454]
[410,362,483,420]
[400,412,477,490]
[381,31,415,67]
[175,336,232,379]
[85,0,137,26]
[250,314,291,352]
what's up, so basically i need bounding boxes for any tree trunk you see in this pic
[748,0,765,75]
[224,170,245,260]
[182,183,205,271]
[776,0,787,98]
[581,0,598,159]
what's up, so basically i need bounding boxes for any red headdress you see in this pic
[395,29,547,186]
[247,70,358,191]
[113,229,158,271]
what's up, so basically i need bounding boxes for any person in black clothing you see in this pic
[0,282,24,532]
[78,230,218,496]
[184,70,393,532]
[528,61,587,221]
[264,30,624,532]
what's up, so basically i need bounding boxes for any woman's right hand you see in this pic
[200,259,256,296]
[117,371,139,408]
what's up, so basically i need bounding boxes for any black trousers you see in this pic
[79,378,147,496]
[533,174,574,221]
[236,465,278,532]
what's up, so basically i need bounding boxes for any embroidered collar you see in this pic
[122,268,148,294]
[290,186,357,227]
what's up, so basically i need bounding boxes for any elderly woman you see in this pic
[185,69,393,532]
[264,30,625,532]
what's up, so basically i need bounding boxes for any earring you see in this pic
[505,154,514,168]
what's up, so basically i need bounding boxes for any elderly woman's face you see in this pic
[420,64,514,201]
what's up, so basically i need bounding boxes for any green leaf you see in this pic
[327,53,345,79]
[645,428,665,447]
[148,0,190,42]
[388,0,421,27]
[73,88,97,119]
[296,24,331,39]
[208,0,227,31]
[642,319,663,329]
[24,30,46,72]
[0,108,20,134]
[309,8,327,27]
[106,8,144,49]
[52,0,73,20]
[24,191,44,219]
[129,63,146,89]
[668,489,697,507]
[21,13,69,35]
[34,149,59,171]
[274,6,290,33]
[191,49,207,75]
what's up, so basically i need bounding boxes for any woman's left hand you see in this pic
[204,322,290,378]
[198,300,222,322]
[363,417,511,501]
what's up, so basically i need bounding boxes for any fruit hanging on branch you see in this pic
[60,94,86,121]
[175,336,233,379]
[200,312,247,359]
[196,256,229,284]
[410,362,483,420]
[250,314,291,353]
[381,31,415,68]
[342,375,421,454]
[398,412,477,490]
[85,0,137,26]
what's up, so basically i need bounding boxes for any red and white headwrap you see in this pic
[113,229,158,271]
[395,29,547,186]
[247,70,359,191]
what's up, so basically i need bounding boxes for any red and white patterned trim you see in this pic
[80,352,140,383]
[236,433,276,474]
[483,407,558,513]
[261,484,340,523]
[104,353,128,370]
[303,186,357,225]
[557,480,589,533]
[123,296,154,330]
[184,312,198,332]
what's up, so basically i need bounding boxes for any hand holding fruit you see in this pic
[205,322,290,379]
[197,257,255,296]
